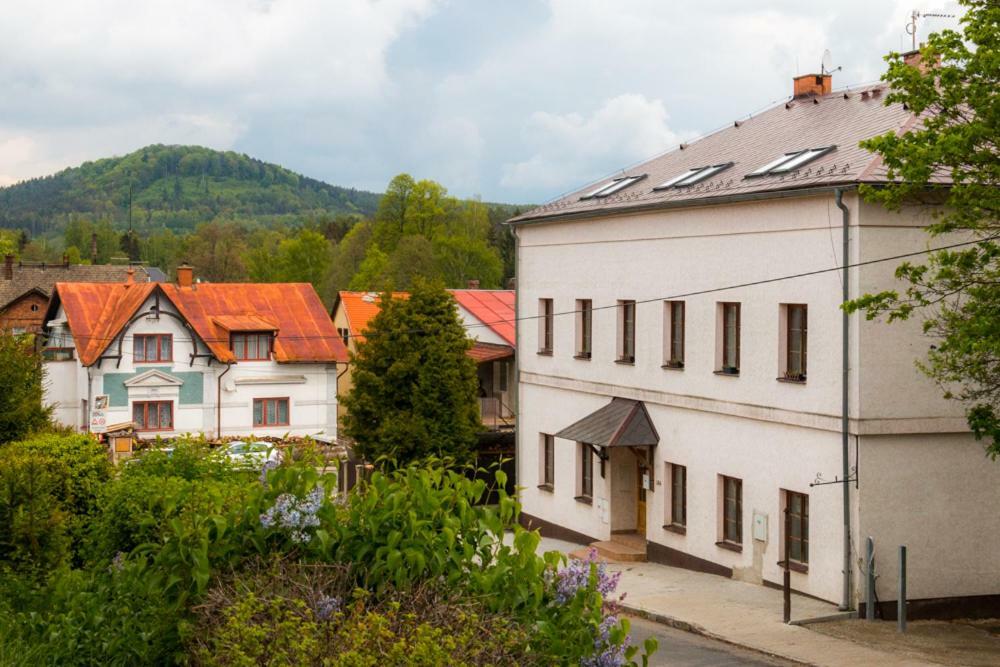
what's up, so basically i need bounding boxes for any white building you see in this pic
[511,70,1000,619]
[42,265,346,440]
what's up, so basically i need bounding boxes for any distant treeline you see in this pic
[0,162,527,306]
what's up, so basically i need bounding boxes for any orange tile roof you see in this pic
[335,291,409,341]
[54,281,347,366]
[449,290,516,346]
[467,341,514,363]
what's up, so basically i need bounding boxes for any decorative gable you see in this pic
[123,369,184,388]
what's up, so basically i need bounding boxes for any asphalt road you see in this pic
[626,616,796,666]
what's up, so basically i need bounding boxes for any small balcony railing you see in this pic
[479,397,515,430]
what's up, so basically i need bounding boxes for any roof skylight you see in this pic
[747,146,836,177]
[580,175,646,199]
[654,162,734,190]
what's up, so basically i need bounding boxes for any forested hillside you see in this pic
[0,148,528,305]
[0,144,381,235]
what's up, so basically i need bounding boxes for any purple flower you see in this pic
[554,548,621,604]
[108,551,126,573]
[581,615,630,667]
[259,485,326,544]
[314,594,341,620]
[259,458,280,485]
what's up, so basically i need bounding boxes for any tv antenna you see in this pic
[906,10,956,50]
[821,49,841,76]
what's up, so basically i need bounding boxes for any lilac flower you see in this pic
[314,594,342,620]
[259,484,325,543]
[554,548,621,604]
[108,551,126,573]
[259,458,280,485]
[581,615,630,667]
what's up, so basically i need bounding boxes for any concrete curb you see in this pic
[788,611,857,627]
[621,602,814,666]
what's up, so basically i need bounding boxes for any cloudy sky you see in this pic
[0,0,963,203]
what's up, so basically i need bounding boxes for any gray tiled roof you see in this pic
[556,397,659,447]
[510,83,925,224]
[0,263,153,309]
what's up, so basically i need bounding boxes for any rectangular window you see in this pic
[785,491,809,566]
[721,475,743,545]
[538,299,554,354]
[666,462,687,529]
[495,361,509,393]
[133,401,173,431]
[618,300,636,363]
[133,334,172,362]
[540,434,555,489]
[721,303,740,373]
[253,398,290,427]
[577,443,593,501]
[786,304,808,380]
[232,332,273,361]
[664,301,685,368]
[576,299,592,359]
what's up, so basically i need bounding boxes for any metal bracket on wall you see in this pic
[809,466,857,487]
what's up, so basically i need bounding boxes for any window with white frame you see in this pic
[663,301,685,368]
[576,443,593,502]
[716,302,740,374]
[665,462,687,531]
[779,304,808,381]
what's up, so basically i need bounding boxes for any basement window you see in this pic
[655,162,734,189]
[580,175,646,200]
[747,146,835,177]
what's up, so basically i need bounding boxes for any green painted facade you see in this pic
[102,367,205,407]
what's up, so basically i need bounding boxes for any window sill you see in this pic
[537,350,553,357]
[777,560,809,574]
[776,377,807,384]
[573,354,592,361]
[661,363,684,371]
[715,540,743,553]
[537,483,554,493]
[615,359,635,366]
[574,495,593,506]
[662,523,687,535]
[713,370,740,377]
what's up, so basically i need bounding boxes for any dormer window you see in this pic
[747,146,835,177]
[134,334,172,363]
[580,175,646,200]
[232,332,273,361]
[655,163,734,189]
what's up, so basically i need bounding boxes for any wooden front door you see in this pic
[636,459,647,533]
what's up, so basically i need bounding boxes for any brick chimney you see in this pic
[901,48,940,73]
[467,279,480,289]
[125,266,135,285]
[90,232,98,264]
[793,73,832,98]
[177,263,194,288]
[3,254,13,280]
[62,252,70,268]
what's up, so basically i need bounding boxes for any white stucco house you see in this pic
[42,265,347,440]
[510,68,1000,619]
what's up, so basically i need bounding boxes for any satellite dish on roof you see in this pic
[821,49,833,74]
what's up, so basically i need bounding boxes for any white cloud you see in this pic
[501,94,680,193]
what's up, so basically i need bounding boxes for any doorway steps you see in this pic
[569,532,647,563]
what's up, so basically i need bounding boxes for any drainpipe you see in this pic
[217,362,232,439]
[86,365,94,433]
[835,188,853,611]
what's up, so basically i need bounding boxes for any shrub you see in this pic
[0,447,71,573]
[0,333,51,444]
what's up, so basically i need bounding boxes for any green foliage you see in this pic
[848,0,1000,456]
[64,218,121,264]
[183,219,249,282]
[342,282,481,464]
[0,334,52,444]
[0,448,71,574]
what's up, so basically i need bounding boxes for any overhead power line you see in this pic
[59,236,990,347]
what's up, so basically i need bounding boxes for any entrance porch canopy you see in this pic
[555,397,659,448]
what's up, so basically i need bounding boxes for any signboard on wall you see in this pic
[90,395,109,433]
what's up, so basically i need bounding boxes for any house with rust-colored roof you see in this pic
[511,63,1000,619]
[42,264,347,440]
[0,254,160,334]
[332,287,516,430]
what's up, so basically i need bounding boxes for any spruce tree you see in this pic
[342,280,480,464]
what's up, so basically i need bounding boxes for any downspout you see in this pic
[217,362,232,439]
[86,365,94,433]
[835,188,853,611]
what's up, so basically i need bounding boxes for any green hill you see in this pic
[0,144,382,235]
